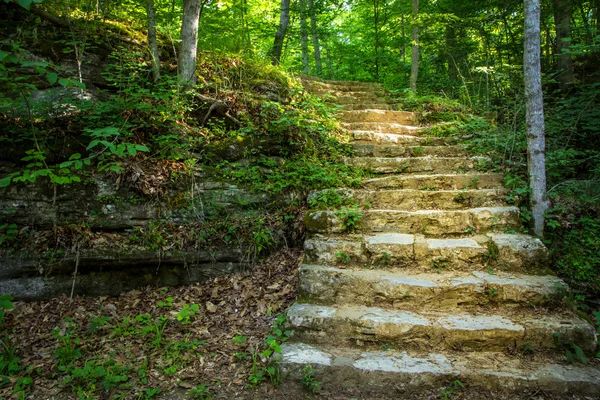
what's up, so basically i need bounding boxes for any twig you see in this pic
[69,244,80,305]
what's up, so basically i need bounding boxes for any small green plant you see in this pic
[553,332,587,364]
[176,304,200,325]
[396,162,410,173]
[233,352,248,360]
[233,334,248,345]
[335,251,351,264]
[485,287,498,297]
[521,340,537,355]
[0,224,19,248]
[301,364,322,393]
[463,226,476,235]
[0,295,14,325]
[157,297,174,307]
[438,379,464,400]
[453,191,469,203]
[431,258,448,273]
[188,384,214,399]
[482,239,499,265]
[466,176,480,189]
[421,185,438,191]
[335,206,364,232]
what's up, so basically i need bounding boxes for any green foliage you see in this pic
[175,304,200,325]
[553,332,588,364]
[301,364,322,393]
[335,251,351,264]
[188,384,214,399]
[335,206,364,232]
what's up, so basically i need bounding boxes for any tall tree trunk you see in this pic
[409,0,419,92]
[269,0,291,65]
[553,0,574,91]
[300,0,310,74]
[524,0,550,237]
[308,0,322,76]
[179,0,201,84]
[146,0,160,82]
[323,38,334,79]
[373,0,380,79]
[445,25,458,81]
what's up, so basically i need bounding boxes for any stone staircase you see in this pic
[276,78,600,397]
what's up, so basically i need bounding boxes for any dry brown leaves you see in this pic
[0,248,302,399]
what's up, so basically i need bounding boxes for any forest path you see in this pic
[276,78,600,397]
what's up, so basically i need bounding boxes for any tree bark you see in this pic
[553,0,574,91]
[308,0,322,76]
[179,0,201,85]
[146,0,160,82]
[300,0,310,74]
[524,0,550,237]
[409,0,419,92]
[269,0,291,65]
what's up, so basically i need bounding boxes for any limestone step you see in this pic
[309,88,387,97]
[303,80,383,91]
[309,188,507,211]
[298,265,564,309]
[352,143,467,158]
[286,303,597,353]
[351,130,433,143]
[342,103,396,111]
[331,94,389,104]
[344,156,489,174]
[276,343,600,396]
[303,233,548,272]
[340,110,417,124]
[343,122,425,134]
[363,173,505,190]
[305,207,521,236]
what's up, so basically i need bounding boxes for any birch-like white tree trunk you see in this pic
[179,0,201,85]
[146,0,160,82]
[409,0,419,92]
[524,0,550,237]
[269,0,291,65]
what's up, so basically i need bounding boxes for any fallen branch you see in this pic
[195,93,240,127]
[30,5,69,27]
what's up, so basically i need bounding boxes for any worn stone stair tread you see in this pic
[305,206,521,236]
[342,104,397,111]
[352,143,467,158]
[332,96,390,105]
[340,110,418,124]
[286,303,597,352]
[298,264,565,308]
[362,173,505,190]
[309,188,507,210]
[343,122,427,134]
[276,343,600,395]
[344,156,489,174]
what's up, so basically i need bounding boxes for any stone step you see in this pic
[286,303,597,353]
[363,173,505,190]
[352,132,440,146]
[298,265,564,309]
[276,343,600,396]
[309,188,507,211]
[303,233,548,272]
[343,122,425,134]
[303,79,383,90]
[309,88,388,97]
[340,110,418,124]
[342,103,396,111]
[352,143,467,158]
[331,95,388,104]
[305,207,521,236]
[344,156,489,174]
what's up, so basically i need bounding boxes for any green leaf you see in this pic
[127,145,137,157]
[134,144,149,152]
[0,295,14,311]
[17,0,34,9]
[46,72,58,85]
[58,78,69,87]
[69,153,82,160]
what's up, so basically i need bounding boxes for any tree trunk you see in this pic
[373,0,380,79]
[553,0,574,91]
[269,0,291,65]
[179,0,201,84]
[308,0,322,76]
[146,0,160,82]
[324,38,334,79]
[300,0,310,74]
[409,0,419,92]
[524,0,550,238]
